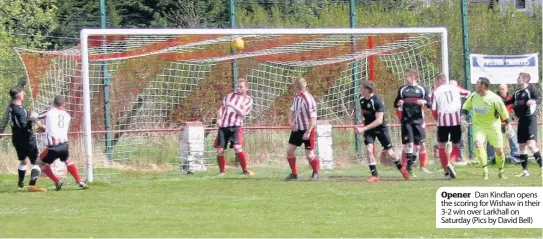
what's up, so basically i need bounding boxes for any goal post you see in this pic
[13,27,449,182]
[78,27,448,182]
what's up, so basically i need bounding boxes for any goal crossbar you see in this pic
[80,27,449,182]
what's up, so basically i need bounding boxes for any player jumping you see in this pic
[355,81,410,182]
[215,78,254,176]
[431,73,463,180]
[506,73,543,177]
[37,95,88,190]
[461,77,513,180]
[285,77,320,181]
[8,87,47,192]
[394,68,431,178]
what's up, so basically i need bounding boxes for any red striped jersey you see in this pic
[290,91,318,131]
[219,92,253,127]
[39,107,71,146]
[431,84,465,126]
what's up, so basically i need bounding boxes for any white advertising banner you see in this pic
[470,53,539,84]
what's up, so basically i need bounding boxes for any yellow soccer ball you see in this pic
[231,37,245,51]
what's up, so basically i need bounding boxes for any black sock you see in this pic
[18,169,26,184]
[406,153,414,172]
[29,167,40,186]
[369,165,378,177]
[534,151,542,168]
[394,159,402,170]
[520,154,529,171]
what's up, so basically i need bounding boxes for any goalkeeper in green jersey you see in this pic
[461,77,513,180]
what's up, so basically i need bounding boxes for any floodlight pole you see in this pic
[230,0,239,90]
[461,0,474,159]
[100,0,113,164]
[350,0,362,155]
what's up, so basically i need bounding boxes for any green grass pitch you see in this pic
[0,164,541,238]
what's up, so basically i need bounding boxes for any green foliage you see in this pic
[236,1,541,84]
[0,0,58,104]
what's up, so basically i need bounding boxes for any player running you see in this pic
[430,73,463,180]
[505,73,542,177]
[285,77,320,181]
[215,78,254,176]
[37,95,88,190]
[461,77,513,180]
[355,81,410,182]
[8,87,47,192]
[394,68,431,178]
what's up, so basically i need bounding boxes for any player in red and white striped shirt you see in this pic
[214,78,254,176]
[285,77,320,181]
[37,95,88,190]
[430,74,464,179]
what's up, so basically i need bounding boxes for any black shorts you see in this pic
[401,123,426,145]
[363,127,393,150]
[12,136,38,164]
[214,126,243,149]
[517,118,538,144]
[40,142,70,165]
[288,129,316,150]
[437,125,462,144]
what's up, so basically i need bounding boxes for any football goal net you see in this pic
[16,28,449,182]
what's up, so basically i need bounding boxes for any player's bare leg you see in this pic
[234,144,253,176]
[418,143,432,174]
[475,140,489,180]
[216,148,226,176]
[305,149,319,181]
[365,144,380,182]
[384,148,410,180]
[438,142,456,180]
[285,144,299,181]
[494,147,507,179]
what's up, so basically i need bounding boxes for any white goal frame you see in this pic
[80,27,449,182]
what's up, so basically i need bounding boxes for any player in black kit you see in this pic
[505,73,542,177]
[393,68,431,178]
[355,81,410,182]
[8,87,47,192]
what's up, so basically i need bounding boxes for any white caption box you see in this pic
[436,187,543,228]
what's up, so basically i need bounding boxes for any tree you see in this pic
[164,0,207,27]
[0,0,58,102]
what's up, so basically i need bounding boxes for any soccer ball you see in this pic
[231,38,245,51]
[29,111,39,122]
